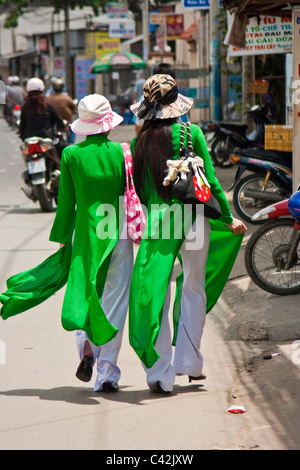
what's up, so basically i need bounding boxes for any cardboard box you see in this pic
[264,125,293,152]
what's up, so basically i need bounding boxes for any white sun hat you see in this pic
[71,94,123,135]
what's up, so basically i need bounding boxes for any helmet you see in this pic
[288,190,300,223]
[12,75,20,84]
[50,76,59,85]
[52,78,64,92]
[26,77,45,93]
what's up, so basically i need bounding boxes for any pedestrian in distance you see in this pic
[128,74,247,394]
[46,78,77,144]
[5,75,26,124]
[131,72,147,104]
[0,94,134,394]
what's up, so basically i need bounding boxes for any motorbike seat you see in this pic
[239,147,292,167]
[220,122,248,136]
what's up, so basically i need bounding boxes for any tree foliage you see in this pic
[0,0,107,28]
[0,0,174,28]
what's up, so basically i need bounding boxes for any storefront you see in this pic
[222,0,300,191]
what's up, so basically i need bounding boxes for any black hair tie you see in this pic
[137,98,158,120]
[137,86,178,120]
[159,86,178,106]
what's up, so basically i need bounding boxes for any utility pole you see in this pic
[292,7,300,191]
[209,1,222,121]
[63,0,73,96]
[242,55,255,131]
[142,0,149,61]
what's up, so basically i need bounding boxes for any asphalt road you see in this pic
[0,118,299,451]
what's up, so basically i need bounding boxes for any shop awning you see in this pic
[222,1,298,48]
[2,49,37,60]
[180,22,198,41]
[0,49,37,68]
[222,1,299,17]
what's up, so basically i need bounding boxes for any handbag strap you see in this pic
[180,123,185,152]
[186,122,193,150]
[121,142,133,190]
[180,122,193,155]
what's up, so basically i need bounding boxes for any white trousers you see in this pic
[145,215,211,392]
[76,230,133,392]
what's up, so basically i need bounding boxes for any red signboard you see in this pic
[166,14,184,39]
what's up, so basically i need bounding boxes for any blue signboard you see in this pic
[181,0,222,8]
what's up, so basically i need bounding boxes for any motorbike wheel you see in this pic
[210,135,235,168]
[233,174,286,224]
[36,183,54,212]
[245,218,300,295]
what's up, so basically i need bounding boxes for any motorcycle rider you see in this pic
[19,77,67,155]
[6,75,26,124]
[46,78,77,144]
[19,77,67,205]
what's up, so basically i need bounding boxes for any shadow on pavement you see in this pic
[0,383,207,406]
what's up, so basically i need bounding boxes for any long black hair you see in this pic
[24,91,48,114]
[133,118,177,202]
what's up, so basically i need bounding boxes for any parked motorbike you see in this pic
[244,189,300,295]
[228,146,293,224]
[21,137,61,212]
[199,121,220,151]
[209,103,274,168]
[200,120,249,164]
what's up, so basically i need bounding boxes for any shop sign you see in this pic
[85,32,120,59]
[181,0,222,8]
[150,13,166,25]
[39,38,48,52]
[109,21,135,38]
[166,14,184,40]
[229,16,293,56]
[106,2,128,18]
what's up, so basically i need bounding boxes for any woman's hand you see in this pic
[226,218,248,234]
[59,243,66,249]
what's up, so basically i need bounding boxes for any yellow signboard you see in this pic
[85,32,120,59]
[85,32,96,59]
[265,125,293,152]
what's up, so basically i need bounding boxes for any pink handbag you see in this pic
[121,143,146,244]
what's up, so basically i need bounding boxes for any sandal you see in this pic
[188,374,207,383]
[75,355,93,383]
[152,381,170,394]
[102,381,119,394]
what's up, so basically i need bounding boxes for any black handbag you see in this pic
[170,123,221,220]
